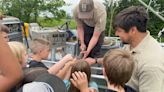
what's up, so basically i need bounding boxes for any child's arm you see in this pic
[48,54,73,75]
[56,59,76,79]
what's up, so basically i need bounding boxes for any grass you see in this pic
[37,18,76,29]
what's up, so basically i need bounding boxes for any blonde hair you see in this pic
[8,41,26,66]
[30,38,50,54]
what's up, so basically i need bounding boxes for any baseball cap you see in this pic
[17,68,67,92]
[78,0,94,19]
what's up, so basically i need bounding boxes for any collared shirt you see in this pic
[73,0,106,32]
[124,32,164,92]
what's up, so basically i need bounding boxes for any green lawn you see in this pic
[37,18,76,29]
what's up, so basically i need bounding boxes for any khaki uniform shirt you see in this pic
[124,32,164,92]
[73,0,106,32]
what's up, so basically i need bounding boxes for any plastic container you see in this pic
[65,41,79,56]
[31,28,67,47]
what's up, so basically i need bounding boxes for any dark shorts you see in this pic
[82,23,105,58]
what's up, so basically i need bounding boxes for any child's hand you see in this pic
[70,71,89,92]
[63,54,74,61]
[65,58,77,67]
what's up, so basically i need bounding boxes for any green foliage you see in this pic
[104,0,164,37]
[148,12,164,36]
[103,0,118,36]
[0,0,66,23]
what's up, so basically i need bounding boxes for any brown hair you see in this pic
[30,38,50,54]
[113,6,149,33]
[69,60,91,92]
[103,49,134,87]
[0,24,9,33]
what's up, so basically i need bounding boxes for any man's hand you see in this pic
[85,58,96,65]
[80,44,86,51]
[82,50,90,59]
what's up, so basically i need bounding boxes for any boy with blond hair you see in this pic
[29,38,51,69]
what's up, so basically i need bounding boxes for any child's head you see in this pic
[103,49,134,87]
[0,24,9,42]
[8,41,27,67]
[71,60,91,81]
[70,60,91,92]
[30,38,50,59]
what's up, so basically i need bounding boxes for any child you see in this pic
[29,37,76,79]
[67,60,99,92]
[29,38,51,69]
[103,49,136,92]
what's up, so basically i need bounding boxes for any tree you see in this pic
[104,0,164,37]
[139,0,164,36]
[0,0,66,23]
[104,0,118,36]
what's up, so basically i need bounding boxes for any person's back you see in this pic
[103,49,136,92]
[29,60,48,69]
